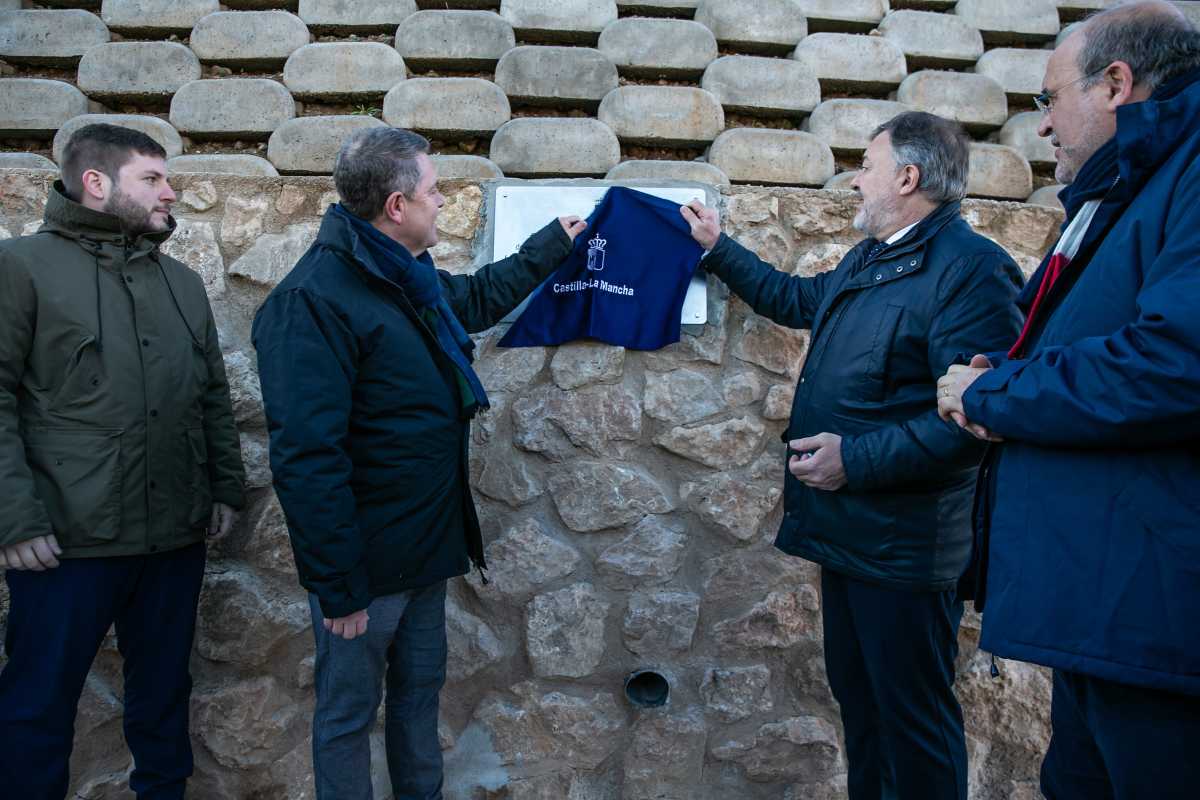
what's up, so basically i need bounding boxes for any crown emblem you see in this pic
[588,235,607,251]
[586,232,607,272]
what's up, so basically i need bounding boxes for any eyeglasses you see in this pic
[1034,68,1106,114]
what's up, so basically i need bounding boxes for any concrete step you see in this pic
[489,117,621,176]
[701,55,820,117]
[383,77,510,138]
[794,0,888,33]
[955,0,1060,45]
[167,153,280,176]
[695,0,809,54]
[77,42,201,101]
[1026,183,1064,209]
[791,32,907,93]
[396,10,515,70]
[283,42,405,100]
[877,9,984,69]
[707,128,835,186]
[598,17,718,79]
[998,111,1055,166]
[52,113,182,164]
[616,0,700,13]
[432,154,504,180]
[606,159,730,186]
[0,9,109,66]
[169,78,296,139]
[0,153,59,171]
[823,170,857,190]
[495,45,618,109]
[805,98,911,153]
[896,70,1008,133]
[967,142,1032,199]
[100,0,220,35]
[190,10,310,68]
[598,85,725,146]
[0,78,90,138]
[298,0,419,33]
[267,115,386,174]
[499,0,618,44]
[974,47,1053,101]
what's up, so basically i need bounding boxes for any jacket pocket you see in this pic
[24,427,123,546]
[186,427,213,529]
[48,335,105,414]
[859,303,904,402]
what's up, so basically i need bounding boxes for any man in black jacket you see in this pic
[253,127,585,799]
[681,112,1024,800]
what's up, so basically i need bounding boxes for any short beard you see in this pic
[852,194,901,241]
[104,187,165,236]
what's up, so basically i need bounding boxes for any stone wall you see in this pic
[0,168,1063,800]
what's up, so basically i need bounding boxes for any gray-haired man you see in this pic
[253,128,585,797]
[681,112,1024,799]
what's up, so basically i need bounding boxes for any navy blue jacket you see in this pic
[253,209,571,618]
[702,201,1023,590]
[965,71,1200,695]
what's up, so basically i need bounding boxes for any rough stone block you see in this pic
[805,98,911,153]
[170,79,296,139]
[598,17,717,78]
[0,79,89,138]
[896,70,1008,133]
[283,43,405,99]
[708,129,834,186]
[975,47,1054,99]
[999,111,1054,166]
[1026,183,1064,209]
[100,0,220,34]
[396,10,515,70]
[0,10,109,66]
[167,154,280,176]
[500,0,618,42]
[701,55,820,117]
[490,117,620,176]
[267,115,385,174]
[954,0,1060,44]
[0,153,59,171]
[794,0,887,32]
[495,45,618,109]
[52,114,183,165]
[190,11,310,67]
[383,78,509,137]
[598,86,724,146]
[791,33,906,93]
[968,142,1032,199]
[606,159,730,186]
[77,42,202,101]
[298,0,419,32]
[433,154,504,180]
[695,0,808,53]
[877,9,984,68]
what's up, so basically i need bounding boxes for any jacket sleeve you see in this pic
[0,251,54,547]
[842,251,1025,490]
[441,219,573,333]
[253,288,370,619]
[200,300,246,510]
[698,233,832,329]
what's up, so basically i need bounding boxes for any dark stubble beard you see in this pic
[104,187,166,237]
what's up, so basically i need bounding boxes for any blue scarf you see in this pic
[331,203,489,418]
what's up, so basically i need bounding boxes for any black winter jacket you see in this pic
[701,201,1023,590]
[253,209,571,618]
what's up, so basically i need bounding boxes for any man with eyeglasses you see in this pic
[937,3,1200,797]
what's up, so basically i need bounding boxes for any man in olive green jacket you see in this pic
[0,124,244,800]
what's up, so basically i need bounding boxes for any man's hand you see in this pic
[208,502,237,539]
[1,534,62,571]
[788,433,847,491]
[324,608,369,640]
[937,354,1003,442]
[680,200,721,251]
[559,216,587,242]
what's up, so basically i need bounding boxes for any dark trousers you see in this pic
[0,543,206,800]
[820,568,967,800]
[1041,669,1200,800]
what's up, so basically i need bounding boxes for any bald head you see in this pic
[1071,0,1200,94]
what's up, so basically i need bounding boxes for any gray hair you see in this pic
[333,127,431,220]
[1078,3,1200,93]
[871,111,970,204]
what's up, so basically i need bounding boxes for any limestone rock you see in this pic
[623,590,700,654]
[268,115,386,174]
[596,514,687,588]
[606,159,730,186]
[711,716,843,782]
[196,568,309,666]
[476,449,543,507]
[702,55,820,117]
[170,79,296,139]
[526,583,611,678]
[192,676,305,769]
[101,0,219,34]
[0,78,89,138]
[221,350,265,428]
[598,17,718,78]
[446,595,505,682]
[228,222,320,287]
[53,115,183,165]
[791,32,907,92]
[383,77,510,137]
[654,416,766,469]
[190,10,310,67]
[550,341,625,389]
[179,180,218,213]
[242,431,275,488]
[490,118,621,177]
[464,517,581,601]
[283,42,405,99]
[762,382,795,420]
[242,494,297,577]
[791,241,852,276]
[0,9,109,66]
[712,587,821,649]
[724,372,765,407]
[682,470,782,542]
[161,218,225,298]
[708,129,834,186]
[736,315,809,378]
[512,381,641,458]
[695,0,809,53]
[167,154,279,177]
[700,664,773,722]
[475,337,548,392]
[623,710,708,799]
[396,10,516,70]
[877,9,984,68]
[221,193,270,247]
[643,367,724,425]
[495,45,619,109]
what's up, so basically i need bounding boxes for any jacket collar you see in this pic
[1113,68,1200,196]
[314,203,435,289]
[41,181,174,259]
[846,200,962,287]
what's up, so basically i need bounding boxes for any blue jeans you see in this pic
[309,581,447,800]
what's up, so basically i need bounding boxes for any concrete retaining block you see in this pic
[598,17,718,78]
[432,154,504,180]
[283,43,405,99]
[975,47,1053,100]
[396,10,515,70]
[490,117,620,176]
[190,10,310,67]
[877,9,984,68]
[298,0,419,32]
[495,46,618,109]
[954,0,1059,44]
[708,128,835,186]
[170,79,296,139]
[701,55,820,117]
[999,111,1055,166]
[791,32,907,93]
[598,86,725,146]
[52,114,183,165]
[383,78,510,137]
[606,159,730,186]
[695,0,808,53]
[0,153,59,171]
[267,115,386,174]
[823,170,858,190]
[167,154,280,176]
[100,0,220,34]
[968,142,1033,199]
[805,98,911,153]
[0,79,89,138]
[1026,183,1064,209]
[500,0,618,43]
[794,0,887,32]
[896,70,1008,133]
[77,42,202,100]
[0,9,109,66]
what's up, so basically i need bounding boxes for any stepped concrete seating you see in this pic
[955,0,1060,45]
[495,46,618,109]
[432,154,504,180]
[52,114,183,164]
[190,11,310,68]
[791,32,907,93]
[975,47,1053,102]
[0,153,59,170]
[794,0,888,32]
[268,115,386,174]
[598,17,718,79]
[396,11,515,70]
[0,9,109,67]
[701,55,820,117]
[489,117,621,176]
[999,111,1055,167]
[283,43,405,100]
[170,79,296,139]
[824,170,858,189]
[708,128,835,186]
[413,0,501,8]
[383,78,510,138]
[876,10,984,69]
[606,159,731,186]
[968,142,1033,199]
[1056,0,1107,23]
[805,98,912,153]
[78,42,202,102]
[617,0,701,14]
[100,0,220,35]
[897,70,1008,134]
[1027,183,1065,209]
[598,86,725,147]
[890,0,956,8]
[694,0,809,54]
[0,79,89,138]
[167,154,280,176]
[0,0,22,9]
[1173,1,1200,27]
[298,0,418,33]
[499,0,618,43]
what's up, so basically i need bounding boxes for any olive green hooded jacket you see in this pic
[0,182,245,557]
